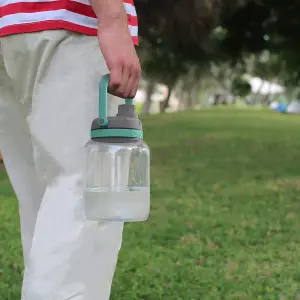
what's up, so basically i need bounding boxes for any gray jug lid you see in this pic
[91,104,142,131]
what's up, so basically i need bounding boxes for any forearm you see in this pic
[90,0,128,27]
[90,0,141,99]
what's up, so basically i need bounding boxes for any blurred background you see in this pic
[133,0,300,114]
[2,1,300,299]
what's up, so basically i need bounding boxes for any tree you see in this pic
[135,0,220,47]
[219,0,300,76]
[141,80,156,115]
[136,0,300,110]
[232,78,251,98]
[140,44,189,113]
[134,1,253,112]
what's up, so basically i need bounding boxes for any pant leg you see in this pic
[0,45,45,267]
[1,31,124,300]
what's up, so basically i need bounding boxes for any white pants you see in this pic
[0,30,124,300]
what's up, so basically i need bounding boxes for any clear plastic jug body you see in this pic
[83,138,150,222]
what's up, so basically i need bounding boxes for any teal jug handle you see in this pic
[99,74,133,123]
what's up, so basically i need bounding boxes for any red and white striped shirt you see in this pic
[0,0,138,45]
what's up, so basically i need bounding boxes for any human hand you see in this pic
[98,21,141,99]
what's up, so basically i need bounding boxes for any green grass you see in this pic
[2,108,300,299]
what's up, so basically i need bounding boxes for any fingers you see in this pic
[108,57,141,99]
[125,62,141,99]
[108,58,123,96]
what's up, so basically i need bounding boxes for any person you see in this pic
[0,0,141,299]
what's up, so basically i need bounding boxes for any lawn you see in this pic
[1,108,300,299]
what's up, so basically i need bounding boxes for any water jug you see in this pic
[83,74,150,222]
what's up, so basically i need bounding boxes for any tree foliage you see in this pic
[136,0,300,110]
[232,78,251,97]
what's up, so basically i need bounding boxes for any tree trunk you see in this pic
[186,86,199,108]
[182,91,191,110]
[160,85,173,113]
[141,80,155,115]
[178,89,186,111]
